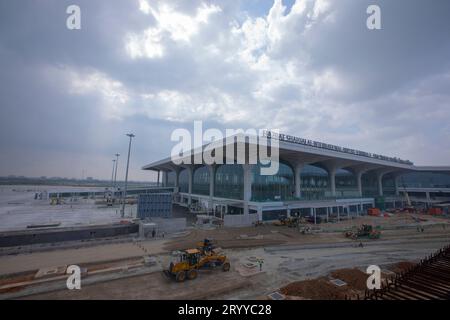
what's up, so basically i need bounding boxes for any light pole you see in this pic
[121,133,135,217]
[113,153,120,190]
[110,159,116,189]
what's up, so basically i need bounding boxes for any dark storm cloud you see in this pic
[0,0,449,180]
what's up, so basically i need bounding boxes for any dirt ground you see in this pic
[1,212,449,300]
[0,239,166,275]
[319,212,449,231]
[279,263,419,300]
[163,225,352,252]
[330,268,368,291]
[389,261,416,273]
[280,277,349,300]
[20,268,252,300]
[15,234,450,300]
[280,266,368,300]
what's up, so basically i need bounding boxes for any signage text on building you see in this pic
[262,130,413,165]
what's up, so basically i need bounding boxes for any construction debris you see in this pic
[330,279,347,287]
[237,234,264,240]
[344,224,381,240]
[330,268,368,291]
[267,291,285,300]
[363,245,450,300]
[34,266,67,279]
[143,255,157,266]
[280,278,348,300]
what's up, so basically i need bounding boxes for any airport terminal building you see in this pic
[143,132,450,225]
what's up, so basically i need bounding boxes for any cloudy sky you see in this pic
[0,0,449,182]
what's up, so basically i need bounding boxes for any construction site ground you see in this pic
[0,211,449,300]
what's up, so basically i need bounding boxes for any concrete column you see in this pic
[394,175,400,196]
[187,166,193,205]
[426,192,431,205]
[326,207,329,222]
[329,168,337,197]
[356,171,363,197]
[243,164,253,215]
[163,171,168,187]
[294,163,304,198]
[175,169,180,188]
[337,206,340,222]
[257,207,263,221]
[287,208,291,218]
[208,165,216,209]
[377,173,384,197]
[313,208,317,225]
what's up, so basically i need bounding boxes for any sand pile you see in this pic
[390,261,416,273]
[330,268,368,291]
[280,278,348,300]
[280,267,372,299]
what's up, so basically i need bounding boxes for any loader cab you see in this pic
[183,248,201,266]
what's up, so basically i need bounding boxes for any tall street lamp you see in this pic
[121,133,135,217]
[113,153,120,190]
[110,159,116,189]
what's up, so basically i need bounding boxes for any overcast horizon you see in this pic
[1,0,450,182]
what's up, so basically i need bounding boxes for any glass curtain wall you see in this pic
[166,171,176,187]
[301,165,329,200]
[214,164,244,200]
[178,169,189,193]
[362,171,378,197]
[251,162,295,201]
[192,166,210,196]
[399,172,450,188]
[382,173,396,196]
[335,169,358,198]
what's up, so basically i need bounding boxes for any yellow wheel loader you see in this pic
[163,239,230,282]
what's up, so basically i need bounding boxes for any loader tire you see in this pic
[176,271,186,282]
[187,269,198,280]
[222,262,230,272]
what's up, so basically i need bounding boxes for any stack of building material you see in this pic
[137,193,172,219]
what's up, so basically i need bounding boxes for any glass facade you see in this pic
[300,165,329,200]
[399,172,450,188]
[382,173,396,196]
[178,168,189,193]
[251,162,295,201]
[166,171,176,187]
[166,163,449,202]
[214,164,244,200]
[335,169,359,197]
[192,166,210,196]
[362,171,378,197]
